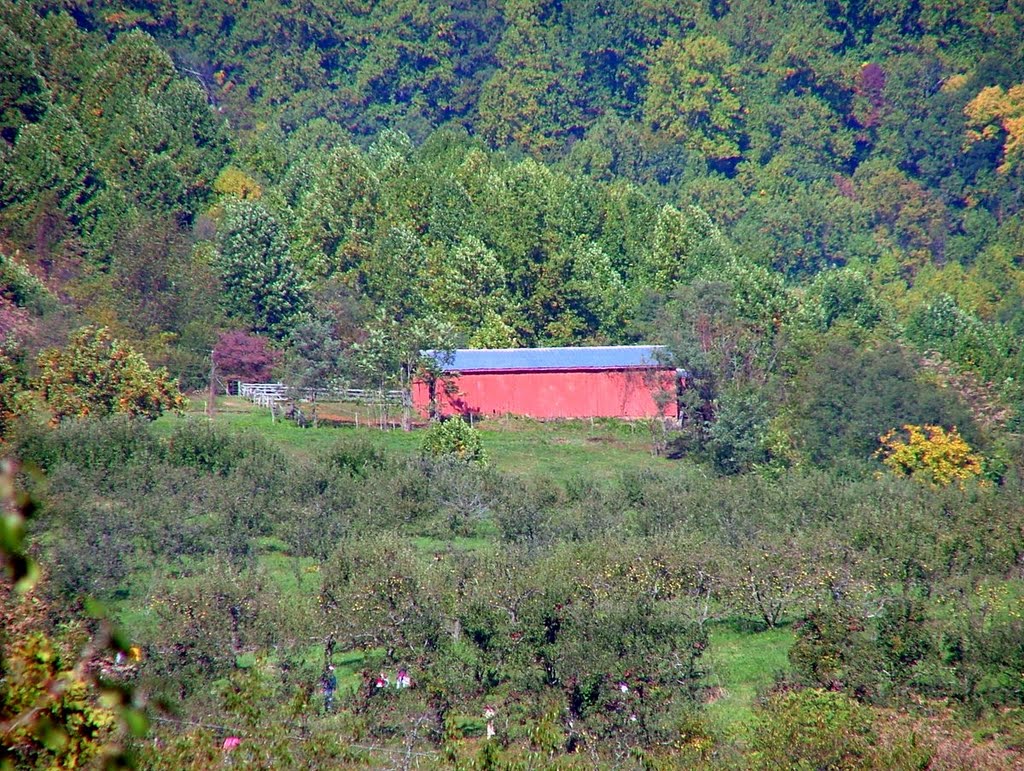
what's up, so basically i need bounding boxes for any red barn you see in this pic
[412,346,681,420]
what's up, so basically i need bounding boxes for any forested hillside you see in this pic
[2,0,1024,768]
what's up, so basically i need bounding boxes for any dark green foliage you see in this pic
[706,386,772,475]
[15,416,162,473]
[654,280,784,465]
[789,606,877,696]
[876,597,931,685]
[0,23,48,143]
[166,420,270,476]
[477,9,586,156]
[216,200,308,338]
[285,318,350,402]
[0,104,100,238]
[793,337,978,466]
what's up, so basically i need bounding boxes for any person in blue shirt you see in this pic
[322,664,337,713]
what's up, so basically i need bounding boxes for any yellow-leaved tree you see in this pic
[875,424,984,487]
[964,83,1024,174]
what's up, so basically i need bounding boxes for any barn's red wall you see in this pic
[412,368,678,419]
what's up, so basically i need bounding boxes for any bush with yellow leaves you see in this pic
[875,424,984,487]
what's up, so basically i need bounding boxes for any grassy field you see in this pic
[705,623,794,738]
[159,396,678,482]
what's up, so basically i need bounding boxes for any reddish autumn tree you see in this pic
[212,330,280,384]
[853,62,887,129]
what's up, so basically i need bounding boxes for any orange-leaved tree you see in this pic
[875,424,984,487]
[36,326,187,422]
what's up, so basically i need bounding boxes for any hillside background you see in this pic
[3,2,1024,768]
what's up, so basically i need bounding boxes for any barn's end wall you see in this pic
[412,368,678,420]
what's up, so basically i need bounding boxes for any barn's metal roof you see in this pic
[422,345,671,372]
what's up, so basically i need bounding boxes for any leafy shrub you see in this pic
[420,417,487,465]
[752,688,876,769]
[166,420,267,475]
[15,415,162,472]
[321,437,388,479]
[789,607,878,696]
[0,251,56,315]
[36,326,187,422]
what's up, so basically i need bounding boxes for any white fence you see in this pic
[238,383,410,408]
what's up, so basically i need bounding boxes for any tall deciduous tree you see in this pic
[216,201,307,339]
[477,2,585,156]
[641,204,733,291]
[424,236,516,347]
[643,35,743,160]
[658,281,776,452]
[293,144,381,278]
[530,237,629,345]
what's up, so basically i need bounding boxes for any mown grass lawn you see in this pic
[705,622,794,740]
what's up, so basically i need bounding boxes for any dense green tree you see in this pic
[853,159,949,264]
[745,92,855,179]
[792,337,978,466]
[0,23,48,143]
[527,238,629,345]
[285,319,351,421]
[566,0,699,116]
[216,201,308,339]
[424,236,515,346]
[0,104,102,242]
[904,293,1018,386]
[643,35,743,161]
[293,144,381,278]
[658,281,779,456]
[705,385,773,475]
[640,204,733,291]
[594,179,661,274]
[800,267,885,332]
[361,224,429,322]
